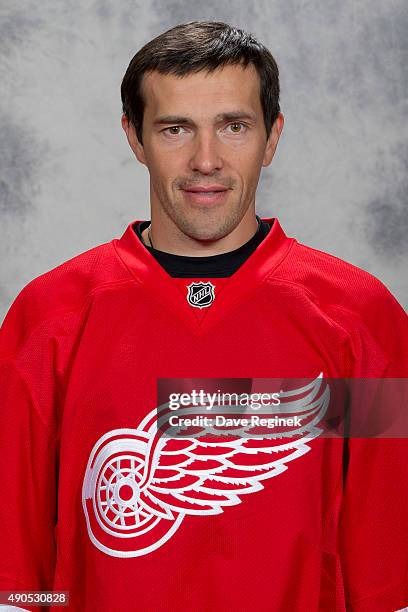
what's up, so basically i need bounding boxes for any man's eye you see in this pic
[163,126,184,135]
[227,122,246,134]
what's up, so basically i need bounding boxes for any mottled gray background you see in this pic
[1,0,407,322]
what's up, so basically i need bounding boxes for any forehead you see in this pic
[141,63,262,118]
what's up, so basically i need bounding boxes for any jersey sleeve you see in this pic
[0,287,59,612]
[334,281,408,611]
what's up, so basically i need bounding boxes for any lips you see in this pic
[183,185,228,193]
[181,186,230,205]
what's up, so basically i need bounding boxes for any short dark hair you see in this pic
[121,21,280,146]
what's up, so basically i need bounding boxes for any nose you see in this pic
[188,131,224,174]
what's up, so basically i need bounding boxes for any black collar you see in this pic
[133,216,271,278]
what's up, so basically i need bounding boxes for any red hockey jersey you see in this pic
[0,217,407,612]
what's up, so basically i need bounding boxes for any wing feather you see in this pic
[139,374,329,516]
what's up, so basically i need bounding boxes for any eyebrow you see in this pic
[153,111,257,127]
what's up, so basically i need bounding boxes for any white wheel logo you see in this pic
[98,455,148,529]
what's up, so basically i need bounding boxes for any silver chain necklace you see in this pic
[148,224,154,249]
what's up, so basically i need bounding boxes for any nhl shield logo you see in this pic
[186,281,215,309]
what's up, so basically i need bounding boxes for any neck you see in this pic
[142,207,259,256]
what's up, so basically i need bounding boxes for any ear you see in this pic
[121,113,147,166]
[262,112,284,167]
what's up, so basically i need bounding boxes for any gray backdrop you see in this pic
[1,0,407,323]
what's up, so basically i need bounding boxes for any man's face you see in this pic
[123,63,283,241]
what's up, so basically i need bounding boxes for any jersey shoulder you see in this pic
[274,238,406,320]
[0,238,131,358]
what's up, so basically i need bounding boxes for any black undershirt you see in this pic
[134,215,271,278]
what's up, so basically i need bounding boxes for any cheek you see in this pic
[149,150,183,181]
[145,156,174,186]
[228,142,264,168]
[231,152,263,187]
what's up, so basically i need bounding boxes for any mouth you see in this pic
[181,186,230,205]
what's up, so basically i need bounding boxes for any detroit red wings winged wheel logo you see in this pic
[82,374,329,557]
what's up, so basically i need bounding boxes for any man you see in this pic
[0,20,407,612]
